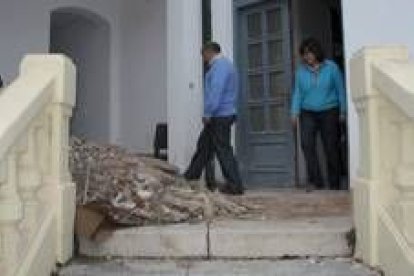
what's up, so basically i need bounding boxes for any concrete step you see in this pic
[79,216,352,258]
[79,223,208,258]
[209,217,352,258]
[59,259,380,276]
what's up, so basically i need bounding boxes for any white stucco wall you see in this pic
[167,0,203,171]
[0,0,167,153]
[0,0,122,141]
[0,0,49,83]
[342,0,414,180]
[120,0,167,153]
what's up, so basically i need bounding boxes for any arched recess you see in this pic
[50,7,111,142]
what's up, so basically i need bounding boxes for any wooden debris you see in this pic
[69,137,258,228]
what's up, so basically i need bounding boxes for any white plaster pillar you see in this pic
[167,0,203,171]
[109,15,122,144]
[211,0,236,181]
[211,0,234,60]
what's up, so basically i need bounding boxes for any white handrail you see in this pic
[351,46,414,276]
[372,60,414,119]
[0,55,76,276]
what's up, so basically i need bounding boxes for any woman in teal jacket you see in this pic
[291,38,346,191]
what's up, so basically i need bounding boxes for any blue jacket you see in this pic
[204,57,238,118]
[291,60,346,116]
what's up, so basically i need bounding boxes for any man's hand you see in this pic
[291,116,299,129]
[203,117,211,125]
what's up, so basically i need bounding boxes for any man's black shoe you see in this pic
[206,182,218,192]
[219,185,245,196]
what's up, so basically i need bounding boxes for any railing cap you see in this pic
[352,45,410,61]
[372,59,414,119]
[351,45,411,101]
[20,55,76,107]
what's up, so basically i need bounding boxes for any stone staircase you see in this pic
[78,216,352,259]
[77,191,353,259]
[59,259,380,276]
[58,191,377,275]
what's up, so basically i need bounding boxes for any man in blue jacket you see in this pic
[184,42,244,195]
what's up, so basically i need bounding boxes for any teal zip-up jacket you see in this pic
[291,60,346,116]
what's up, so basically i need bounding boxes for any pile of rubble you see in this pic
[69,137,257,231]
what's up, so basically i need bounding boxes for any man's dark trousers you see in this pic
[184,115,243,192]
[300,108,341,190]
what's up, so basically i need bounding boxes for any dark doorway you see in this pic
[291,0,348,190]
[50,8,111,142]
[234,0,348,189]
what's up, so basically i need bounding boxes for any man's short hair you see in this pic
[203,42,221,53]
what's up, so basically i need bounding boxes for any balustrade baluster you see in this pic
[0,151,23,276]
[17,127,43,241]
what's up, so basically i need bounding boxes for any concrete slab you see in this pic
[59,260,187,276]
[79,223,208,258]
[209,217,352,258]
[79,216,352,259]
[187,259,379,276]
[59,259,380,276]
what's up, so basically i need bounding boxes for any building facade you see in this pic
[1,0,414,188]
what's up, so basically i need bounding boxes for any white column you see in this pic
[167,0,203,171]
[109,16,122,144]
[211,0,236,181]
[211,0,234,60]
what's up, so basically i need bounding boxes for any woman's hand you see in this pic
[291,116,299,129]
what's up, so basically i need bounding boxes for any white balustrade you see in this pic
[0,55,76,276]
[351,46,414,276]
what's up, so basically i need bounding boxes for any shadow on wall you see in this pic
[50,7,111,142]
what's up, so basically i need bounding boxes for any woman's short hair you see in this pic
[299,38,325,62]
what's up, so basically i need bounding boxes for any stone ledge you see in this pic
[78,217,353,259]
[79,223,208,258]
[59,259,380,276]
[209,217,352,258]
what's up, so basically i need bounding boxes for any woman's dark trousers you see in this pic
[300,108,341,190]
[184,116,243,192]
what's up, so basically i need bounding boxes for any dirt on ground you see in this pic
[70,136,351,240]
[231,190,351,220]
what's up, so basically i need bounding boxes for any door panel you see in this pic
[237,0,294,187]
[248,74,264,100]
[248,43,263,68]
